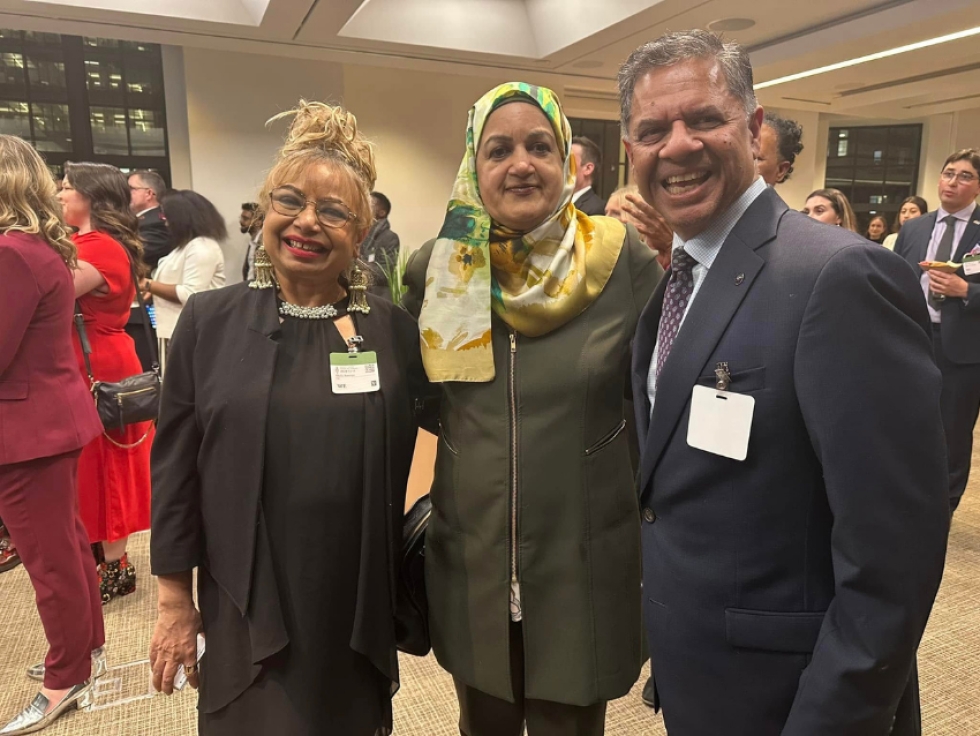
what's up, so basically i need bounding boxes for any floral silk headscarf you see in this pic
[418,82,625,382]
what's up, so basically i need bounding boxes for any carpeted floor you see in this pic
[0,461,977,734]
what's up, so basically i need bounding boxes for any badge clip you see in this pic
[347,335,364,355]
[714,362,731,391]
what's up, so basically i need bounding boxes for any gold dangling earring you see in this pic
[348,259,371,314]
[250,245,278,290]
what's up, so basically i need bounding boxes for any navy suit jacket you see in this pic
[893,204,980,364]
[631,188,949,735]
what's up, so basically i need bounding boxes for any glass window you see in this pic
[0,100,30,140]
[90,105,129,155]
[84,37,119,49]
[22,32,62,45]
[31,102,71,152]
[124,62,161,96]
[0,52,25,88]
[26,55,66,90]
[0,30,21,41]
[85,58,123,91]
[128,108,165,156]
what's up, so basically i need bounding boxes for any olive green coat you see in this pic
[404,225,662,706]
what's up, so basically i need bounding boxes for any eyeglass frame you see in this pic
[940,169,979,185]
[268,186,359,230]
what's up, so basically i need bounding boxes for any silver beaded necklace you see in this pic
[277,300,339,320]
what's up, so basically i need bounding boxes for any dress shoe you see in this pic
[0,680,91,735]
[98,554,136,605]
[27,647,106,683]
[641,675,657,708]
[0,538,20,574]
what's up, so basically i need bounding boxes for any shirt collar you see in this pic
[136,206,159,218]
[937,203,976,223]
[672,176,768,270]
[572,186,592,202]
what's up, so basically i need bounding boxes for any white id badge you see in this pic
[963,255,980,275]
[367,253,376,263]
[687,385,755,461]
[330,351,381,394]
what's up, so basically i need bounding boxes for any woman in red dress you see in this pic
[58,162,153,604]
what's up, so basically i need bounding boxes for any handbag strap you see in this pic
[128,258,160,374]
[73,303,96,387]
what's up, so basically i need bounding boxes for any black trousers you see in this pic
[931,325,980,511]
[454,623,607,736]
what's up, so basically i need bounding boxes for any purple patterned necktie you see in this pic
[655,249,698,384]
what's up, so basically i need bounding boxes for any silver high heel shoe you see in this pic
[0,680,92,735]
[26,647,106,683]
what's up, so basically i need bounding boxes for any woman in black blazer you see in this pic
[148,101,427,736]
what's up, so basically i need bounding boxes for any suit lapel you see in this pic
[912,212,937,265]
[638,190,781,494]
[953,205,980,260]
[632,273,668,449]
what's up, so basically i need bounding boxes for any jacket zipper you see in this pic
[584,419,627,456]
[116,386,156,406]
[509,330,520,618]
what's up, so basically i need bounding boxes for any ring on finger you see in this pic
[185,664,197,674]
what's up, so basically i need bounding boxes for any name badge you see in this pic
[963,254,980,276]
[367,253,376,263]
[687,385,755,461]
[330,351,381,394]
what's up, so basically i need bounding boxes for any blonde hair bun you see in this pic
[268,100,377,191]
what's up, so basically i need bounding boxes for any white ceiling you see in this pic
[4,0,980,120]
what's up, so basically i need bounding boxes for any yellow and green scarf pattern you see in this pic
[418,81,625,382]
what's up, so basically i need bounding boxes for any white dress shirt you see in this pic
[572,186,592,204]
[646,177,768,419]
[921,204,976,324]
[153,236,226,339]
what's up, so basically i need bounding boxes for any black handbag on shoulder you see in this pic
[395,494,432,656]
[73,258,160,446]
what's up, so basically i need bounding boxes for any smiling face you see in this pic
[624,58,762,241]
[262,162,364,288]
[475,101,565,233]
[58,177,90,229]
[802,195,841,226]
[899,201,923,226]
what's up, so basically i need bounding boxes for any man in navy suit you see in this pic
[621,30,949,735]
[894,149,980,513]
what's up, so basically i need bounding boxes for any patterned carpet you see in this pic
[0,461,977,734]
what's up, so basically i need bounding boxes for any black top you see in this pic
[150,285,430,718]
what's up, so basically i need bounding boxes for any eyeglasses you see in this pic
[940,170,978,185]
[269,187,357,229]
[129,185,152,192]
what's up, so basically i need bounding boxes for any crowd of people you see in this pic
[0,25,978,736]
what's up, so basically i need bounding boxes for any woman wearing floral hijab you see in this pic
[404,82,663,736]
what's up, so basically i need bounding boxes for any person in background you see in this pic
[802,188,858,232]
[359,191,400,273]
[882,196,928,251]
[0,135,106,736]
[59,161,153,605]
[240,202,263,282]
[405,82,662,736]
[141,190,226,371]
[570,136,607,216]
[756,112,803,187]
[127,170,172,371]
[894,149,980,514]
[867,214,888,244]
[149,100,427,736]
[622,29,947,736]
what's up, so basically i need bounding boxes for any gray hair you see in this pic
[130,169,167,200]
[618,30,757,137]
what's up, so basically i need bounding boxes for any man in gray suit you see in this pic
[623,30,949,736]
[894,149,980,513]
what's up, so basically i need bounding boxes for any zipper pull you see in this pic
[509,333,516,353]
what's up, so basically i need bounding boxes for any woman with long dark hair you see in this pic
[0,137,105,734]
[58,162,153,605]
[883,196,928,251]
[140,190,226,369]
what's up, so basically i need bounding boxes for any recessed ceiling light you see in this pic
[572,60,603,69]
[708,18,756,32]
[756,24,980,89]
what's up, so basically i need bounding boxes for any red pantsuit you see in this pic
[0,232,106,688]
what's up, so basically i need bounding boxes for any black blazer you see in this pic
[138,207,174,271]
[893,205,980,364]
[575,188,607,217]
[150,283,426,712]
[631,188,949,736]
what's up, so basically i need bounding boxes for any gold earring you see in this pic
[250,245,278,290]
[348,259,371,314]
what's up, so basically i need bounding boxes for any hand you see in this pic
[150,602,203,694]
[928,271,969,299]
[139,279,153,302]
[623,193,673,253]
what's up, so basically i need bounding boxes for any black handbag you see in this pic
[395,494,431,656]
[73,258,160,446]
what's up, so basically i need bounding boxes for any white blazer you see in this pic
[153,236,225,339]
